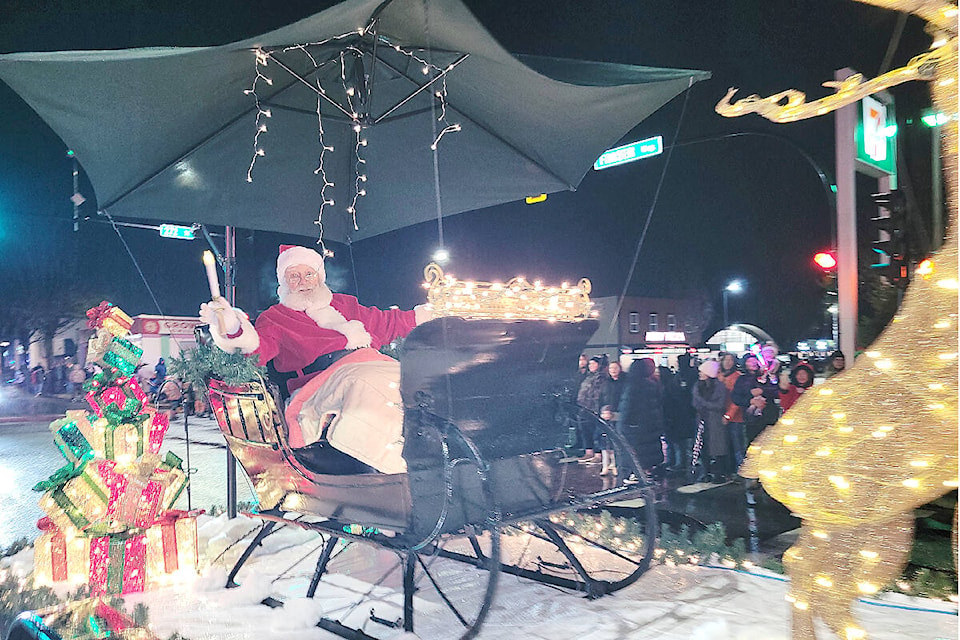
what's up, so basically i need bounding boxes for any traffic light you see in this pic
[813,251,837,271]
[813,250,837,288]
[869,190,907,285]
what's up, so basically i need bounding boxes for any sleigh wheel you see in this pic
[306,524,501,640]
[495,488,658,599]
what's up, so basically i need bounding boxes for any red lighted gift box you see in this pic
[88,532,146,596]
[105,452,187,528]
[32,517,90,588]
[145,510,201,586]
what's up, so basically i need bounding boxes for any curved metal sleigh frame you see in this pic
[206,318,659,640]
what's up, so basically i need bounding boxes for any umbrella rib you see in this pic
[372,54,576,190]
[267,54,354,119]
[371,54,469,124]
[260,101,357,123]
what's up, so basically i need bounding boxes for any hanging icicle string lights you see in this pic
[422,262,596,321]
[313,71,336,258]
[244,48,273,183]
[288,41,346,258]
[244,31,464,245]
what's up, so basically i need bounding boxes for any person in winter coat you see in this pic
[717,351,746,468]
[779,361,815,412]
[576,356,608,463]
[659,365,693,474]
[692,360,733,482]
[600,361,626,415]
[732,346,782,443]
[617,358,665,482]
[825,350,846,378]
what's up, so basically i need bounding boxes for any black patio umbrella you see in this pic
[0,0,709,244]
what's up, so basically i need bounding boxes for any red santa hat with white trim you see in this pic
[276,244,325,285]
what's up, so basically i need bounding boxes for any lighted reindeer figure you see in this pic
[718,1,958,638]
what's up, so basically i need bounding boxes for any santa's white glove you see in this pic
[414,303,434,325]
[199,299,260,354]
[199,298,241,335]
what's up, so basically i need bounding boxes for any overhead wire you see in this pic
[608,78,696,335]
[101,210,194,357]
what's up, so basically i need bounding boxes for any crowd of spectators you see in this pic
[573,348,846,486]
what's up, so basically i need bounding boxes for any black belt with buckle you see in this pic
[268,349,353,399]
[299,349,351,376]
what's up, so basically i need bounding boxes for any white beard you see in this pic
[279,282,333,311]
[278,282,372,350]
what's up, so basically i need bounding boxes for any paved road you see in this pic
[1,412,799,559]
[0,414,256,549]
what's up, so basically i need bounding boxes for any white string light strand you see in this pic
[430,73,461,150]
[381,39,463,149]
[244,48,273,182]
[287,43,338,257]
[340,48,368,231]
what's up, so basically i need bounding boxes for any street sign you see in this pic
[594,135,663,170]
[159,224,196,240]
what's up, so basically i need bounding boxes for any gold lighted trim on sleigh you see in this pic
[423,263,596,321]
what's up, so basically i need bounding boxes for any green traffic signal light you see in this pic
[921,112,949,127]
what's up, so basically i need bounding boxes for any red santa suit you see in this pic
[200,245,429,474]
[253,295,416,394]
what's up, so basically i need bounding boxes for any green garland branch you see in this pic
[168,344,266,395]
[526,511,958,602]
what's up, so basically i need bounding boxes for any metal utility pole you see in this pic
[834,68,859,362]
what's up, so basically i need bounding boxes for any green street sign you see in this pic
[159,224,196,240]
[594,135,663,170]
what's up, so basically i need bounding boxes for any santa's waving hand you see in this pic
[199,244,432,473]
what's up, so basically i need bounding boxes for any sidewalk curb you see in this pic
[0,415,62,424]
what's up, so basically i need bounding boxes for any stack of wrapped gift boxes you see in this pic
[32,302,201,594]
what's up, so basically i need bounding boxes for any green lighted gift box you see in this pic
[100,337,143,375]
[49,416,94,466]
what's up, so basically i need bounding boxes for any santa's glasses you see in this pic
[284,270,320,285]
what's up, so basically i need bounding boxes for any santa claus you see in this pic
[200,244,432,473]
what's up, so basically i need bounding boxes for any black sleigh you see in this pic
[207,317,658,640]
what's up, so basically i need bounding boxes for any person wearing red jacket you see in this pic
[778,361,815,412]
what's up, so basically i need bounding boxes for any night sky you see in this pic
[0,0,940,347]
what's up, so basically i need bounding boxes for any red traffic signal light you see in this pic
[813,251,837,271]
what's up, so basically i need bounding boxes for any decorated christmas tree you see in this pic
[32,302,200,595]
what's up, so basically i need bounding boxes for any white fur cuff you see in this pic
[210,315,260,354]
[341,319,372,350]
[414,304,434,325]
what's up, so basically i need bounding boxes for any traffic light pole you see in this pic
[834,68,859,362]
[224,226,238,519]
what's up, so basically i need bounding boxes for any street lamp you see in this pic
[723,280,744,328]
[432,248,450,264]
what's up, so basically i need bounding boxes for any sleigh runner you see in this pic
[207,316,658,639]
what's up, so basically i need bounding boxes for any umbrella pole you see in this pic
[225,225,238,519]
